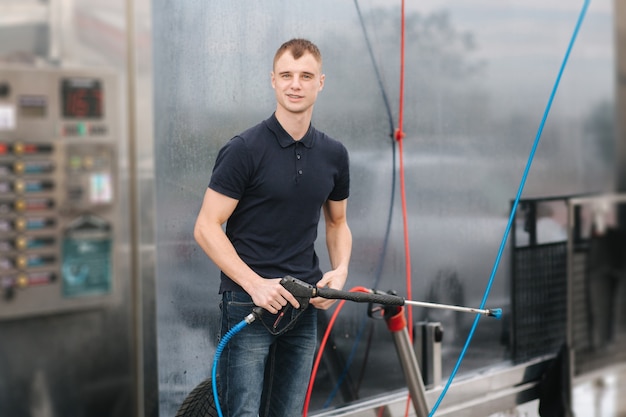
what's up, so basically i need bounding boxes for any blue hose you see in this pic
[212,314,256,417]
[428,1,590,415]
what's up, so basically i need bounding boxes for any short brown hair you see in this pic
[273,38,322,69]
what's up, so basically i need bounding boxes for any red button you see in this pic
[0,143,7,155]
[23,144,38,154]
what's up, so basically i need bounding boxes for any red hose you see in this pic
[304,1,412,415]
[303,287,371,417]
[396,0,411,342]
[396,2,413,416]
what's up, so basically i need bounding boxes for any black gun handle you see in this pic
[280,276,317,298]
[315,287,405,306]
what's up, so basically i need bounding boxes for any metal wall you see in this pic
[152,0,616,415]
[618,0,626,193]
[0,1,619,417]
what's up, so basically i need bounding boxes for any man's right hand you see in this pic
[247,277,301,314]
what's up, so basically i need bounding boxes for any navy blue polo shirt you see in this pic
[209,113,350,293]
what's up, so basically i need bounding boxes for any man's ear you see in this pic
[319,73,325,91]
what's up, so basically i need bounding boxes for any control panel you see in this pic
[0,66,120,320]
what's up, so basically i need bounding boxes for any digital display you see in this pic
[61,78,104,119]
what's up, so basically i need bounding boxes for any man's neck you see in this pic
[275,107,312,141]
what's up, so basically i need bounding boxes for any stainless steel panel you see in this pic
[0,0,148,415]
[310,359,549,417]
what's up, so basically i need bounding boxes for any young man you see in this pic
[194,38,352,417]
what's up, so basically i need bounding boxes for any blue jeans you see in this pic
[218,291,318,417]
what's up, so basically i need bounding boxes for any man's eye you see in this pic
[281,74,291,79]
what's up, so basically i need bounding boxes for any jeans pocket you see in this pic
[226,291,254,306]
[223,291,256,324]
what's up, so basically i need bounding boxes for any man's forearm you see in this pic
[193,221,260,293]
[326,222,352,273]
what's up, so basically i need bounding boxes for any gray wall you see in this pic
[617,0,626,193]
[152,0,615,415]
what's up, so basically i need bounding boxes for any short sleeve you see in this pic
[328,144,350,201]
[208,137,251,200]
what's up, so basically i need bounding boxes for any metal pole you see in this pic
[384,306,429,417]
[404,299,501,318]
[125,1,144,416]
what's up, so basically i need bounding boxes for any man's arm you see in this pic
[310,198,352,310]
[193,187,299,313]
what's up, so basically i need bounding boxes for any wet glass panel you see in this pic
[153,0,615,414]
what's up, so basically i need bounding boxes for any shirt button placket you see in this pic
[295,143,303,181]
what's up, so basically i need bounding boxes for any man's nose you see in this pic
[290,75,302,89]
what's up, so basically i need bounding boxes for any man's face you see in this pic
[271,51,324,116]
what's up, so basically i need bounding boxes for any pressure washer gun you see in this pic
[279,275,502,319]
[281,275,402,306]
[279,275,502,417]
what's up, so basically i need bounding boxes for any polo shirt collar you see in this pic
[266,113,315,149]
